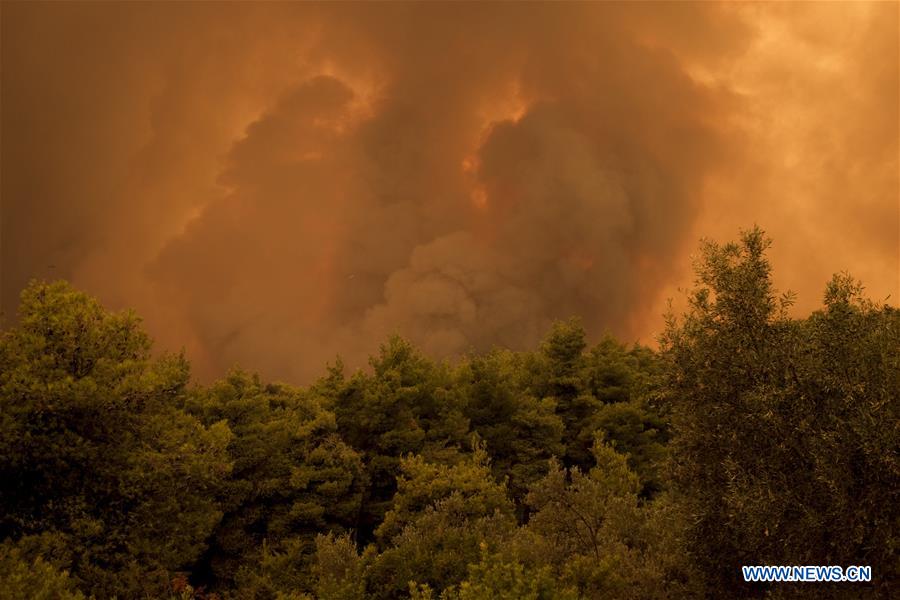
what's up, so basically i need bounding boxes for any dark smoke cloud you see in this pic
[2,2,897,382]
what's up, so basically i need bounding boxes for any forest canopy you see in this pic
[1,229,897,599]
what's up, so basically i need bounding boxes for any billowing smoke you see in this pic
[2,2,897,382]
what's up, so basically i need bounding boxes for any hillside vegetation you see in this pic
[1,229,897,599]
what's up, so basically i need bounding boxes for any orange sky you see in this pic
[2,2,897,383]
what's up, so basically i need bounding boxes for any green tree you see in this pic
[584,335,637,404]
[530,319,600,471]
[593,400,667,496]
[526,322,667,491]
[311,532,368,600]
[454,556,570,600]
[458,350,565,513]
[368,446,516,598]
[662,228,899,597]
[439,547,575,600]
[584,337,669,495]
[520,439,699,599]
[324,337,469,542]
[0,541,87,600]
[0,281,230,598]
[184,370,366,596]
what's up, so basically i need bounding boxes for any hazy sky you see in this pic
[2,1,898,383]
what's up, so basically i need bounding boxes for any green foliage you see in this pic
[448,550,575,600]
[324,337,469,542]
[663,228,899,597]
[594,402,667,496]
[312,533,368,600]
[518,440,699,599]
[2,228,895,600]
[369,446,517,598]
[584,336,637,404]
[0,281,230,598]
[459,350,565,504]
[531,318,600,470]
[375,444,512,545]
[0,541,87,599]
[184,370,366,595]
[525,441,639,566]
[525,321,669,485]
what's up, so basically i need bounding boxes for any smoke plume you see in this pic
[2,2,897,382]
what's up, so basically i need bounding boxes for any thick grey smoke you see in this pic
[2,2,897,382]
